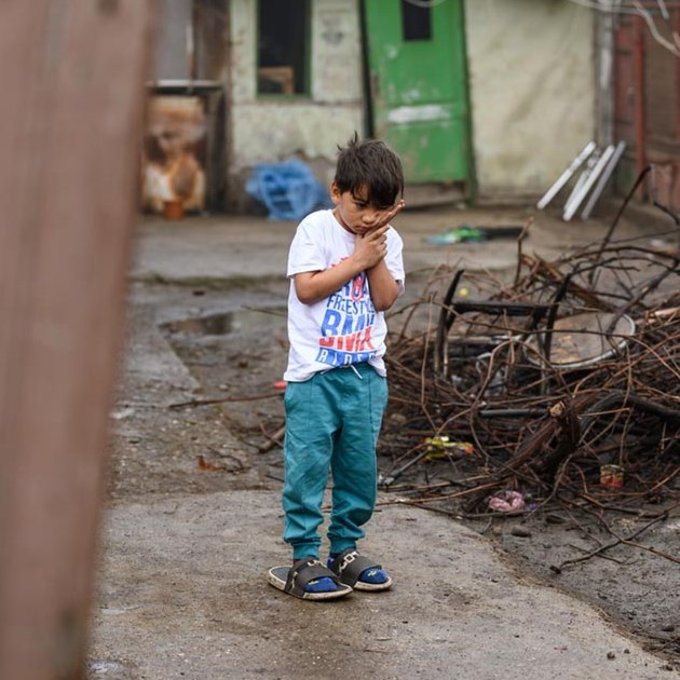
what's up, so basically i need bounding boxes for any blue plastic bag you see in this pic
[246,159,332,221]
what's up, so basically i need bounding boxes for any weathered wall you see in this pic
[464,0,595,199]
[227,0,595,207]
[229,0,364,207]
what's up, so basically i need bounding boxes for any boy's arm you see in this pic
[294,226,390,305]
[366,259,400,311]
[365,199,405,311]
[294,258,364,305]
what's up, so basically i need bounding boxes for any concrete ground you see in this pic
[89,203,679,679]
[128,202,654,285]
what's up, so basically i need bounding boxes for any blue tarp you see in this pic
[246,159,332,221]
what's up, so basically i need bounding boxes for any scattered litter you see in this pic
[648,238,679,258]
[422,436,474,460]
[600,464,624,489]
[511,525,532,537]
[110,407,135,420]
[424,225,524,245]
[425,226,484,245]
[487,490,526,514]
[197,454,223,471]
[89,660,131,675]
[246,158,332,221]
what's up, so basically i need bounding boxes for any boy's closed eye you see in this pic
[356,200,397,212]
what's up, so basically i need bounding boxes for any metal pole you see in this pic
[633,14,647,194]
[564,145,616,221]
[581,141,627,219]
[536,141,597,210]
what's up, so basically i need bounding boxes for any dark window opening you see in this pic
[401,0,432,42]
[258,0,309,95]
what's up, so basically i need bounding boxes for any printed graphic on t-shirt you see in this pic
[316,268,376,367]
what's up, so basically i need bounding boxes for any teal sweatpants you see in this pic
[282,363,388,560]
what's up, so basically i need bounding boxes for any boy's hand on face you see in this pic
[352,200,404,269]
[363,199,405,232]
[377,199,405,229]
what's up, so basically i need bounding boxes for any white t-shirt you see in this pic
[284,209,405,382]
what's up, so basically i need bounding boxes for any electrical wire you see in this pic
[566,0,680,56]
[565,0,680,12]
[633,0,680,55]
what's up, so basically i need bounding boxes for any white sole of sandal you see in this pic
[352,575,393,592]
[267,566,353,601]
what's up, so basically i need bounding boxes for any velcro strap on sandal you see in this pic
[285,558,338,597]
[331,550,381,587]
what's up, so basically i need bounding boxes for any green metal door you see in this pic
[363,0,471,185]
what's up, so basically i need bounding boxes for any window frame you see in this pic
[256,0,312,99]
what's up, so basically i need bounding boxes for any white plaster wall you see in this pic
[229,0,364,183]
[465,0,595,198]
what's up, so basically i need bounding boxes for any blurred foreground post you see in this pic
[0,2,155,678]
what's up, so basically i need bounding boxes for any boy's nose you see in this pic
[362,209,378,225]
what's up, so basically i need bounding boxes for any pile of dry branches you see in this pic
[381,234,680,516]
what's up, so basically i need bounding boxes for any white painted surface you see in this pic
[465,0,595,197]
[388,104,451,125]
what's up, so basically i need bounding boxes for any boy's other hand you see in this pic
[353,224,389,269]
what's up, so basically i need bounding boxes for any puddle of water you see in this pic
[162,308,286,336]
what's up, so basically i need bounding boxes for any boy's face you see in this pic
[331,182,396,236]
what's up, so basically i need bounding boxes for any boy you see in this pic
[268,135,405,600]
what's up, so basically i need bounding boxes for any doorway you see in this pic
[362,0,472,189]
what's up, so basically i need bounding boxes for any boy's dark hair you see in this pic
[334,133,404,208]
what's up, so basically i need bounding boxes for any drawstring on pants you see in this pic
[332,363,366,380]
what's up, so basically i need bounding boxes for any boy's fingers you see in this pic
[363,224,388,237]
[389,201,405,218]
[375,200,404,227]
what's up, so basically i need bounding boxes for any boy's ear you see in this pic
[330,181,341,205]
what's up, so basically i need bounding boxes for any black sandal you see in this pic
[328,549,393,591]
[268,557,353,601]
